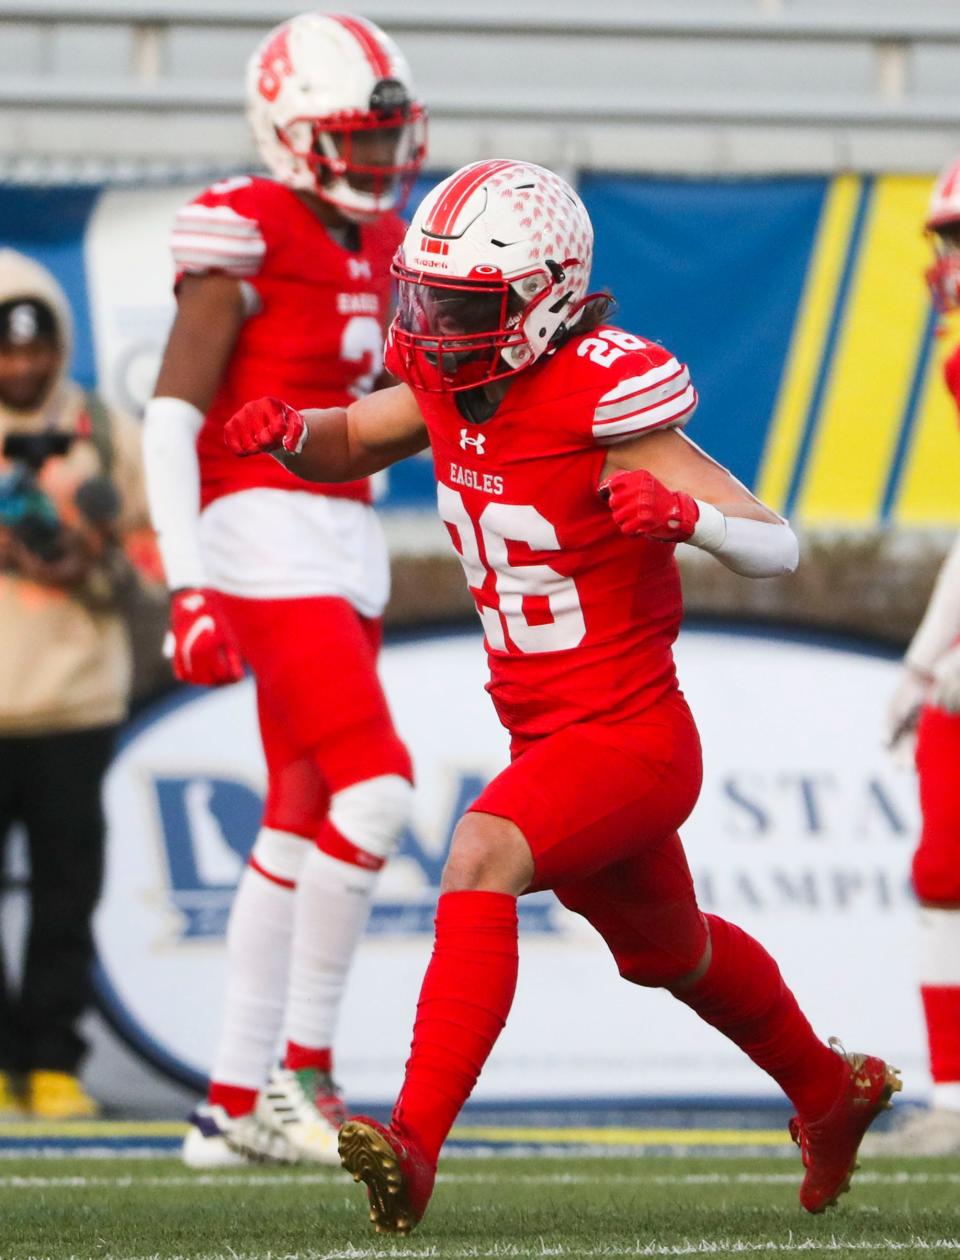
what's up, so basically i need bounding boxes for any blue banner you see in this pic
[3,173,957,524]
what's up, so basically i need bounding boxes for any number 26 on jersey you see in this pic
[438,484,586,655]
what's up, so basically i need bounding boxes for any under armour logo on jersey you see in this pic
[347,257,372,280]
[460,429,486,454]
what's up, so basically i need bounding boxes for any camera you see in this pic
[0,431,73,561]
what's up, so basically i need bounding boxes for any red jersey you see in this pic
[171,175,403,509]
[388,325,699,742]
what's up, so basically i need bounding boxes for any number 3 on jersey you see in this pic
[438,483,586,654]
[341,315,383,398]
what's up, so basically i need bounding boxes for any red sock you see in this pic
[677,914,845,1120]
[921,986,960,1083]
[284,1041,333,1074]
[393,890,518,1165]
[208,1082,257,1118]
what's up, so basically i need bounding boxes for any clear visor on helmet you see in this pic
[277,84,426,215]
[392,263,530,392]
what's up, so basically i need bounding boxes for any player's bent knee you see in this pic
[328,774,414,862]
[618,944,709,991]
[441,813,534,895]
[612,917,710,990]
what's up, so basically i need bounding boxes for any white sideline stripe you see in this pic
[0,1170,957,1190]
[9,1240,959,1259]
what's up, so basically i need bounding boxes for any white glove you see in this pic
[930,642,960,714]
[886,665,930,762]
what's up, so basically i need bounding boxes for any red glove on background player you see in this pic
[944,343,960,410]
[168,588,244,686]
[224,396,305,457]
[601,468,700,542]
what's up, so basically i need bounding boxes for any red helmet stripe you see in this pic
[943,163,960,201]
[425,160,517,238]
[328,13,392,80]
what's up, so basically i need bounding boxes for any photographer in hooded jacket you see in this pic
[0,248,158,1119]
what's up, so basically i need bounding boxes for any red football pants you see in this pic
[914,704,960,905]
[913,704,960,1084]
[218,594,411,838]
[472,692,707,980]
[394,690,842,1164]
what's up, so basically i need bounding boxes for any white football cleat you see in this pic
[860,1105,960,1157]
[181,1103,249,1169]
[224,1108,302,1165]
[251,1066,342,1165]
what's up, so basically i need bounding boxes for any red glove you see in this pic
[224,396,305,458]
[600,468,700,542]
[945,343,960,413]
[167,588,244,687]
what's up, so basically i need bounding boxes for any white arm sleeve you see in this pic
[686,500,800,578]
[142,396,207,590]
[906,532,960,673]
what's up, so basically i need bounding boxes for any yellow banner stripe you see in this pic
[895,311,960,524]
[0,1121,185,1137]
[798,176,935,524]
[0,1119,788,1148]
[756,175,861,513]
[450,1125,788,1147]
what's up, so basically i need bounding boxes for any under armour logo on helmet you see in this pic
[459,429,486,454]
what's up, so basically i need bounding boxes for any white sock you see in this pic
[919,906,960,986]
[210,828,309,1090]
[283,846,379,1053]
[283,775,412,1055]
[932,1083,960,1112]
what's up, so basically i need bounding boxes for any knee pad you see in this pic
[326,774,414,863]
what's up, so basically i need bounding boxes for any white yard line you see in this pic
[15,1239,960,1259]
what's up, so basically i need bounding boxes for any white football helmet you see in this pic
[391,159,596,391]
[246,12,426,221]
[926,156,960,311]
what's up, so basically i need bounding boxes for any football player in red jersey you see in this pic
[142,12,425,1167]
[872,158,960,1156]
[226,160,900,1228]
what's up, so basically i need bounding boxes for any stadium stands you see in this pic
[2,1,960,182]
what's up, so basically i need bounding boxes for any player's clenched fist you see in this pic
[601,468,700,542]
[167,588,244,687]
[224,396,306,457]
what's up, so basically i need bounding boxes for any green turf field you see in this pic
[1,1155,959,1259]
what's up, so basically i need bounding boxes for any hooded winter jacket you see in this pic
[0,249,151,734]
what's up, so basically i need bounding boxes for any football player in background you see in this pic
[874,158,960,1156]
[142,12,424,1167]
[227,160,901,1231]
